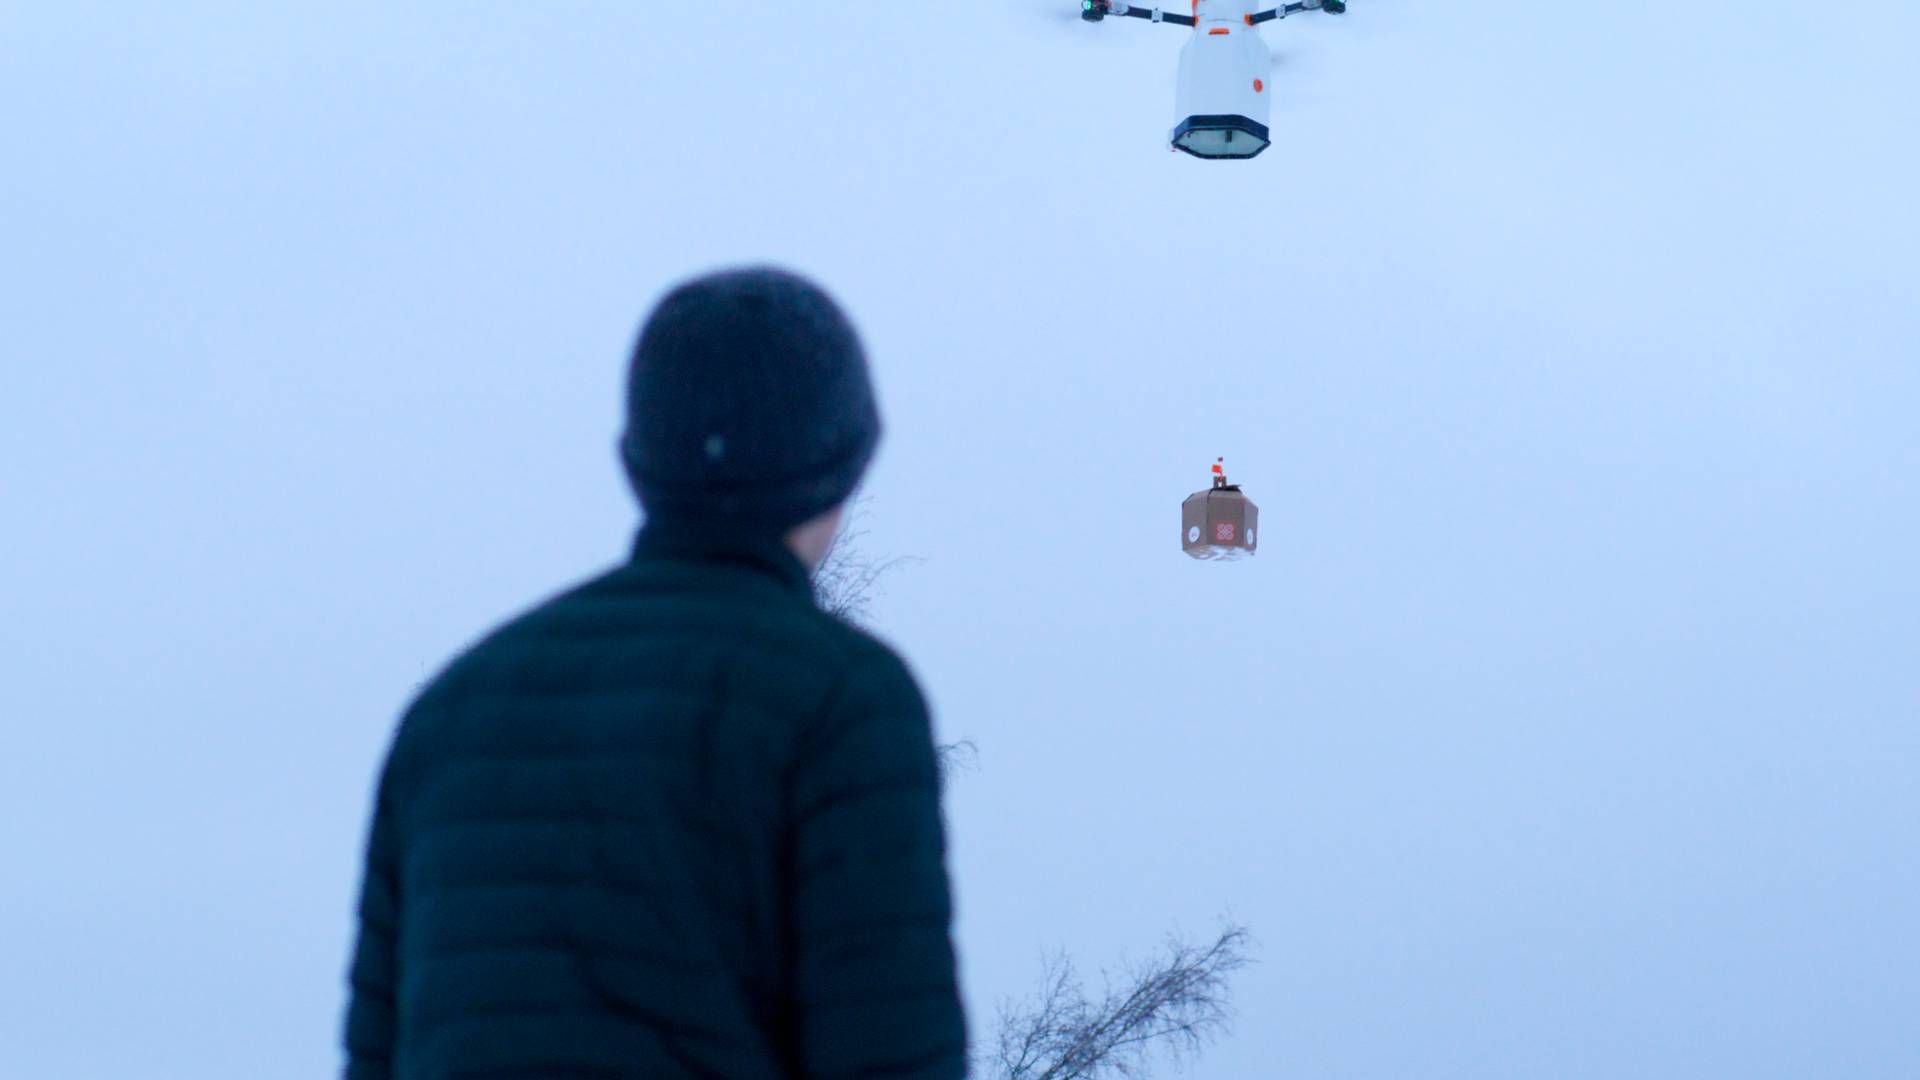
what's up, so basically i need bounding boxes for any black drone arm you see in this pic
[1249,0,1347,23]
[1083,3,1197,27]
[1122,6,1197,27]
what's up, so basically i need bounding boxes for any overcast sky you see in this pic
[4,3,1917,1077]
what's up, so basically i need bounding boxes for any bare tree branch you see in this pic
[810,498,916,624]
[989,924,1253,1080]
[936,737,979,781]
[810,503,973,784]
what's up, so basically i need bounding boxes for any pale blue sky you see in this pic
[3,3,1917,1077]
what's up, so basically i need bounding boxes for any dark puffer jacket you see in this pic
[343,524,965,1078]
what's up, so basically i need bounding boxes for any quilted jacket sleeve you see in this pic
[788,647,967,1079]
[343,773,402,1080]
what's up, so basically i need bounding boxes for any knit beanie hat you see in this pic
[621,267,881,532]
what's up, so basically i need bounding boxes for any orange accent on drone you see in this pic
[1209,26,1229,34]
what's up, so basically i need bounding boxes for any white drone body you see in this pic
[1174,0,1270,158]
[1082,0,1346,159]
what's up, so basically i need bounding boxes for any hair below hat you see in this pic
[621,267,881,532]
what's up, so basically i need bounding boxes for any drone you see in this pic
[1079,0,1346,159]
[1182,459,1259,559]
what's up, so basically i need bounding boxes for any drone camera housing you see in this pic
[1172,114,1271,159]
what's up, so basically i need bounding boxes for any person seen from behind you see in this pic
[342,267,967,1078]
